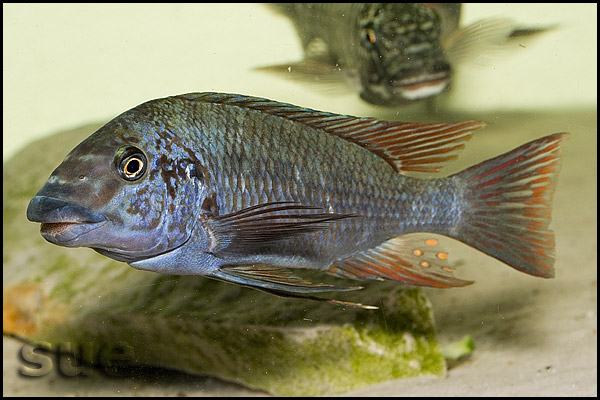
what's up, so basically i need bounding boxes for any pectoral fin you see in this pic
[255,59,354,96]
[444,18,555,65]
[210,201,355,254]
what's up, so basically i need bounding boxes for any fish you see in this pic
[258,3,552,106]
[27,93,568,309]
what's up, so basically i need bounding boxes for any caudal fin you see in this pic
[453,133,569,278]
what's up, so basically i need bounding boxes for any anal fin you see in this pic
[328,235,473,288]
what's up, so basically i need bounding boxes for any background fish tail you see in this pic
[452,133,569,278]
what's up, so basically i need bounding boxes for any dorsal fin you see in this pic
[177,93,486,174]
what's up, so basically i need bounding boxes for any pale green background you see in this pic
[3,3,597,396]
[3,3,597,159]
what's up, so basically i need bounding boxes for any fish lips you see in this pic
[27,196,107,246]
[360,70,450,105]
[394,71,450,101]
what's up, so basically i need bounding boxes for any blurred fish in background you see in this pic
[258,3,552,107]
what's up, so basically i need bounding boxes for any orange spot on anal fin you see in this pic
[425,239,439,246]
[327,235,473,288]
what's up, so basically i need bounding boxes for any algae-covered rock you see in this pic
[3,125,446,396]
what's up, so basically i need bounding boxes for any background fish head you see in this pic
[27,111,206,263]
[356,3,454,106]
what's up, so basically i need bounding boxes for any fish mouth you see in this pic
[27,196,107,245]
[393,72,450,101]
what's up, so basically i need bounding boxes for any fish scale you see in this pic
[210,101,432,260]
[200,104,401,260]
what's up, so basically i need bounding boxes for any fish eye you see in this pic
[363,28,377,45]
[115,147,147,181]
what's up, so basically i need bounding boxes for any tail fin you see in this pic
[453,133,569,278]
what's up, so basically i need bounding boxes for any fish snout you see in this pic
[27,196,107,246]
[27,196,106,224]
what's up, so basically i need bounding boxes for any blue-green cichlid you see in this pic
[259,4,551,106]
[27,93,568,308]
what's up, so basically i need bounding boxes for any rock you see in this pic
[3,124,446,396]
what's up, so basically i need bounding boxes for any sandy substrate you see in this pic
[3,109,596,396]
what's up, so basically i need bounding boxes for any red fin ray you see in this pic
[324,119,487,173]
[453,133,569,278]
[327,235,473,288]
